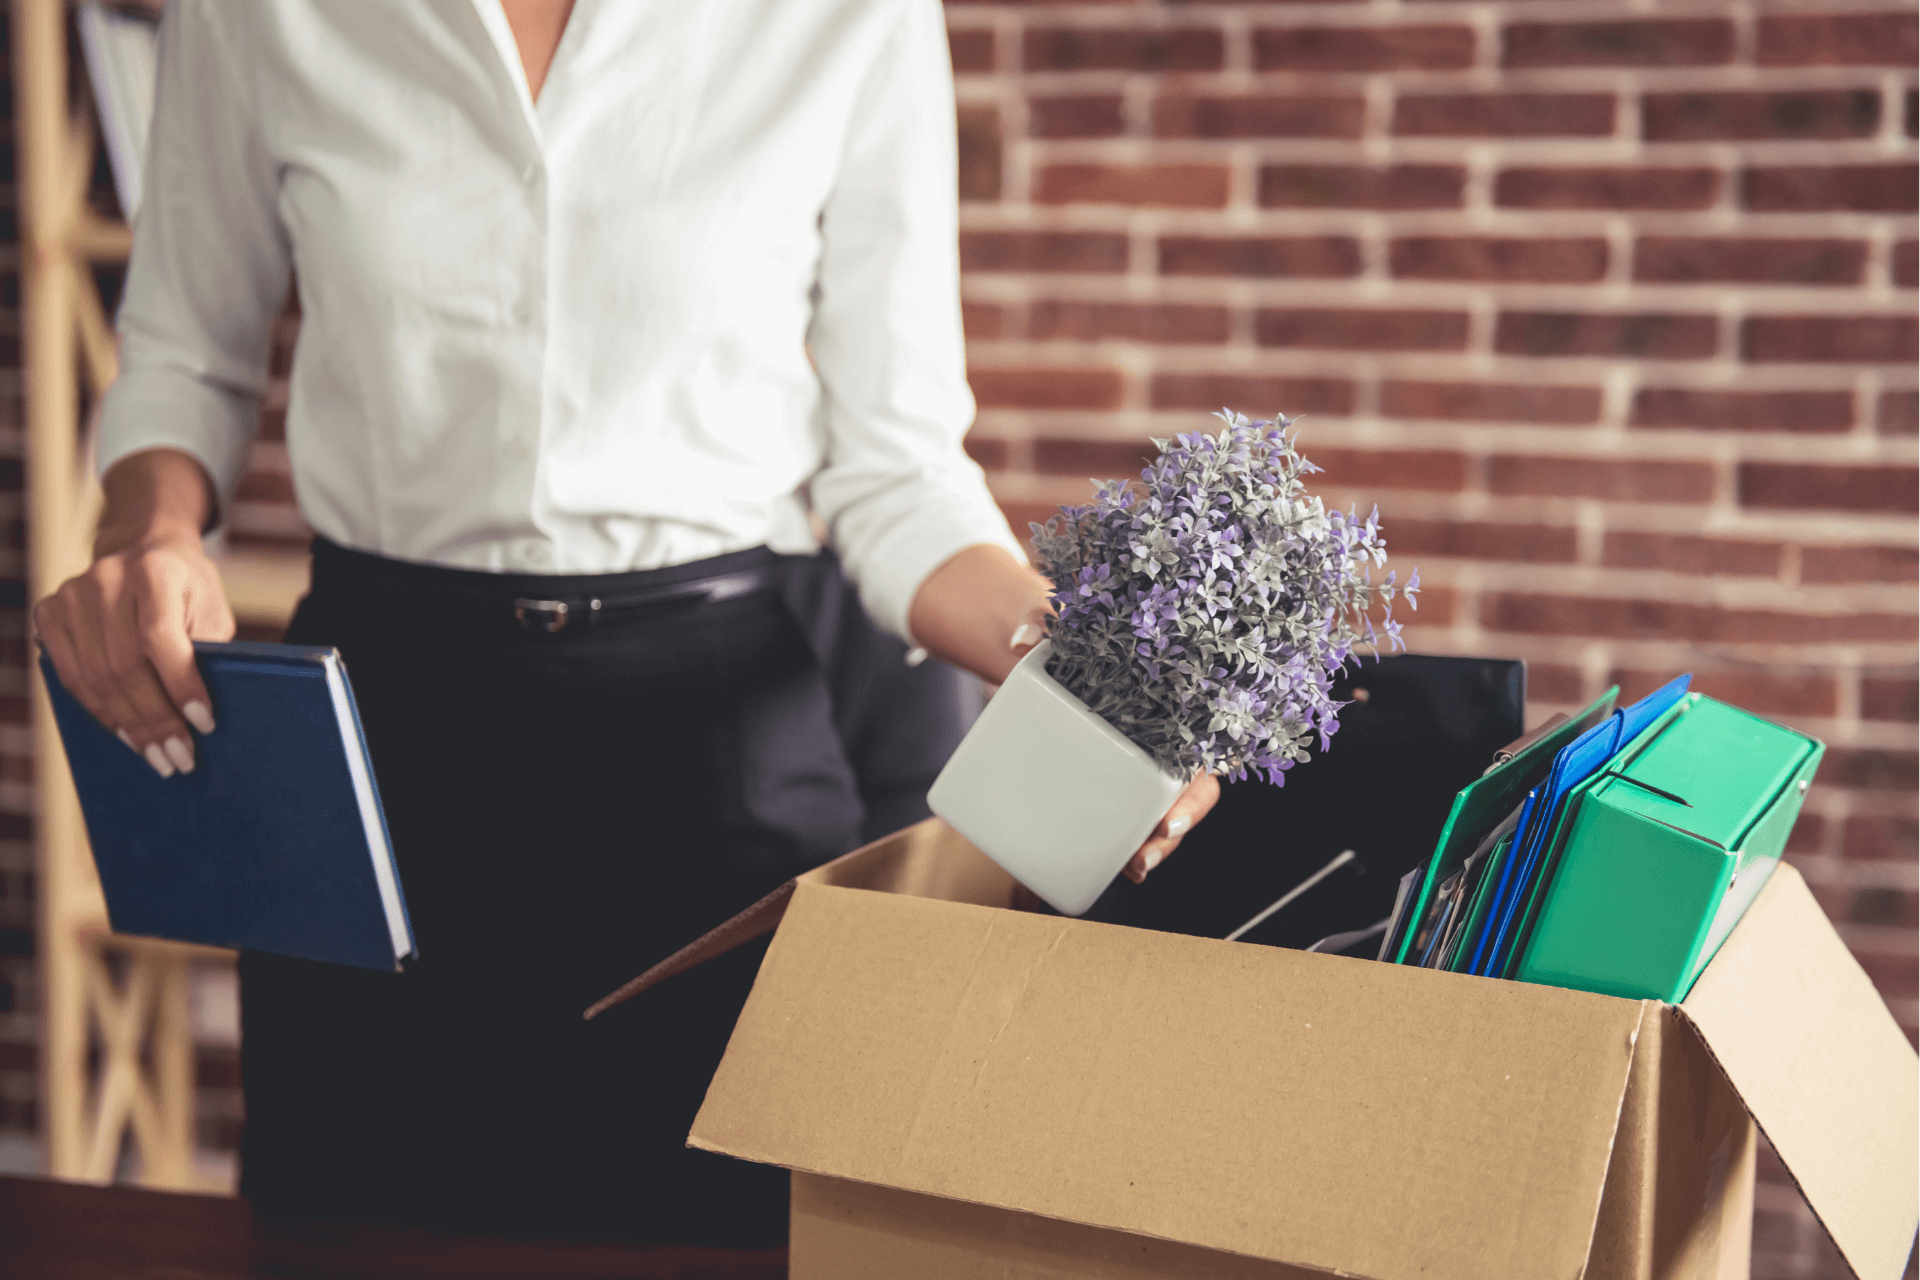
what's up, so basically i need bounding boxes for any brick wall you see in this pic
[0,1,1911,1274]
[948,1,1914,1275]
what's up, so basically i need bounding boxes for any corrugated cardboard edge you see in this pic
[1678,862,1920,1280]
[586,818,1016,1019]
[583,876,799,1020]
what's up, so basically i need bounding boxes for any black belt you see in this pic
[500,566,783,633]
[308,537,788,635]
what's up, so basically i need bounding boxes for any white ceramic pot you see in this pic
[928,641,1187,916]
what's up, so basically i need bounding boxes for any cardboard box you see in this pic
[591,821,1919,1280]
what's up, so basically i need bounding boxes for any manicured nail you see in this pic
[1142,847,1166,874]
[1166,814,1192,839]
[183,701,215,735]
[116,729,139,754]
[1009,623,1042,650]
[162,737,195,774]
[143,744,176,779]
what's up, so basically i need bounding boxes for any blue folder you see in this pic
[1462,675,1692,978]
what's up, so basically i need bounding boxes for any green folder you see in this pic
[1389,686,1618,964]
[1516,696,1824,1001]
[1495,693,1699,979]
[1443,829,1512,972]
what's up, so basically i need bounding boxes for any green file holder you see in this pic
[1516,695,1824,1002]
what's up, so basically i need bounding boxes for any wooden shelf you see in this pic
[212,544,309,632]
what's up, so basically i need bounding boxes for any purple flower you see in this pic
[1028,411,1415,784]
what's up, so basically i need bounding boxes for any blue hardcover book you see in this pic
[1463,674,1692,978]
[42,641,415,971]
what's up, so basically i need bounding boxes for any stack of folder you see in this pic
[1381,675,1825,1002]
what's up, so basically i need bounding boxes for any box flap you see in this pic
[586,819,1017,1019]
[1679,863,1919,1280]
[693,876,1649,1280]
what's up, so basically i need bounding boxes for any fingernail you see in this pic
[162,737,195,775]
[1166,814,1192,839]
[116,729,139,754]
[143,744,176,779]
[183,701,215,735]
[1143,847,1166,874]
[1009,623,1042,650]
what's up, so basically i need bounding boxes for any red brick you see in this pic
[1528,665,1587,705]
[1148,374,1356,417]
[1381,381,1602,424]
[957,106,1001,202]
[1842,814,1918,862]
[1825,749,1920,791]
[1785,813,1828,856]
[998,501,1062,538]
[1255,308,1468,352]
[1382,584,1455,629]
[1387,519,1578,564]
[1895,241,1917,288]
[1159,236,1361,279]
[1496,167,1720,211]
[1033,438,1162,478]
[1503,20,1734,68]
[1030,96,1125,139]
[1880,391,1918,436]
[1739,463,1918,514]
[1633,237,1867,287]
[962,302,1003,341]
[1499,312,1717,359]
[1643,91,1879,142]
[961,232,1129,274]
[1297,448,1471,493]
[1482,594,1916,645]
[1036,164,1230,209]
[949,28,995,74]
[1743,165,1918,213]
[1028,302,1229,345]
[1154,95,1364,140]
[1861,671,1920,722]
[1393,93,1615,137]
[1757,12,1919,67]
[1801,544,1920,584]
[1612,667,1838,717]
[970,367,1124,411]
[963,436,1009,470]
[1846,887,1919,930]
[1629,389,1853,433]
[1259,164,1464,210]
[1391,237,1608,283]
[1254,25,1474,72]
[1490,456,1714,503]
[1742,316,1918,364]
[1025,28,1224,73]
[1601,532,1783,578]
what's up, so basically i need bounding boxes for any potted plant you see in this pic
[929,411,1416,915]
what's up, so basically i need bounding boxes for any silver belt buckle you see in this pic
[513,598,571,633]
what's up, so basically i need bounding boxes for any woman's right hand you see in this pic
[34,450,235,777]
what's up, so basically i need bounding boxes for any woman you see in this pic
[35,0,1217,1246]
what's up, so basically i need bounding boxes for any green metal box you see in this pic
[1516,694,1824,1002]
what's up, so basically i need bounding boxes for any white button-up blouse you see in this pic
[96,0,1021,640]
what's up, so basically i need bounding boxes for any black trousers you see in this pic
[238,539,966,1245]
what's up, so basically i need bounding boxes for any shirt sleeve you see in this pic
[95,0,290,517]
[805,0,1026,644]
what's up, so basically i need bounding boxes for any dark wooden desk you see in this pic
[0,1175,787,1279]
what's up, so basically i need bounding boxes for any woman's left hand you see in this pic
[910,543,1225,884]
[1123,774,1220,884]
